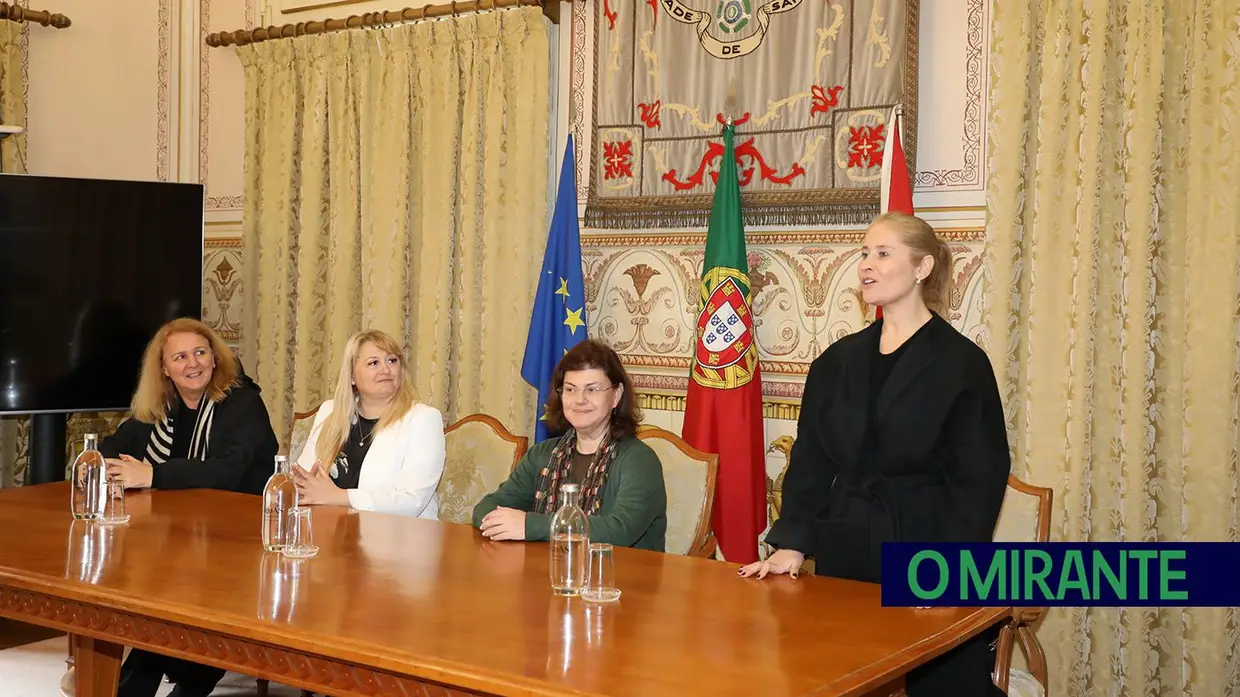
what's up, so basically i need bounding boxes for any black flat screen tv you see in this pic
[0,173,204,415]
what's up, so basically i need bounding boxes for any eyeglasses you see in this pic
[557,384,616,399]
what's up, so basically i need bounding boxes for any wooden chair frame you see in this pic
[636,425,719,559]
[992,473,1052,694]
[281,405,322,459]
[443,413,529,474]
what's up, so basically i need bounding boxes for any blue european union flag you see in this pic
[521,135,588,443]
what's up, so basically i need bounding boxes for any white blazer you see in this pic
[295,398,445,519]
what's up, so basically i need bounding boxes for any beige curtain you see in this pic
[0,18,24,174]
[0,19,26,488]
[986,1,1240,695]
[237,7,550,445]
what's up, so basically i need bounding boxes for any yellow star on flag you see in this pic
[563,306,585,335]
[555,278,570,303]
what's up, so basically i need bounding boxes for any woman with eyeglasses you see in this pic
[472,339,667,551]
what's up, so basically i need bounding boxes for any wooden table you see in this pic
[0,483,1007,697]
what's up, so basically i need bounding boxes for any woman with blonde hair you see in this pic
[740,212,1010,696]
[293,329,445,518]
[97,317,279,697]
[101,317,279,495]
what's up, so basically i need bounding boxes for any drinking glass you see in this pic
[282,507,319,558]
[98,473,129,525]
[581,543,621,603]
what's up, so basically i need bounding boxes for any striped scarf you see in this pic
[144,399,217,465]
[533,429,620,515]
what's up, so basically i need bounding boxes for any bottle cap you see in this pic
[275,454,288,462]
[84,433,97,439]
[560,483,580,493]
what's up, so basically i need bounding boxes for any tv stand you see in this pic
[29,413,67,485]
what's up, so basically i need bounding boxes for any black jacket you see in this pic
[765,313,1011,584]
[99,374,279,496]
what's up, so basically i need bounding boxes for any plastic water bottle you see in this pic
[549,483,589,596]
[69,434,106,520]
[261,455,295,551]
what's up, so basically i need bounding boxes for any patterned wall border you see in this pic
[636,392,802,422]
[156,0,172,182]
[583,228,986,247]
[913,0,984,190]
[631,372,805,400]
[200,0,210,192]
[571,0,587,199]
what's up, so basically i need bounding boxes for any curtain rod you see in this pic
[0,2,71,28]
[206,0,562,48]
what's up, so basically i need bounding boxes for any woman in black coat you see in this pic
[740,213,1011,697]
[98,317,279,697]
[101,318,278,496]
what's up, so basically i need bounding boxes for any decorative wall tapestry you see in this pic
[584,0,919,229]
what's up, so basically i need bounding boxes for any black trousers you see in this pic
[115,648,225,697]
[905,623,1005,697]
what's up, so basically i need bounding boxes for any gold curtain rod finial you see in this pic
[0,2,72,28]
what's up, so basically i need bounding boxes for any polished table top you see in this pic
[0,483,1006,697]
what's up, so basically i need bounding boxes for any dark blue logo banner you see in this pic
[880,543,1240,607]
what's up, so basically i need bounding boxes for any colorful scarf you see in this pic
[533,429,621,515]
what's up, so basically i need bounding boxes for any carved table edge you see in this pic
[0,583,488,697]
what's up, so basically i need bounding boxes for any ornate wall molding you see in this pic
[636,392,801,422]
[204,237,243,343]
[913,0,985,190]
[200,0,210,192]
[570,0,587,200]
[0,585,483,697]
[154,0,172,182]
[156,0,172,182]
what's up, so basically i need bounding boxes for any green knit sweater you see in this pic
[471,436,667,552]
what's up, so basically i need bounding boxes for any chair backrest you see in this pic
[636,425,718,557]
[284,406,321,462]
[437,414,528,525]
[993,474,1053,544]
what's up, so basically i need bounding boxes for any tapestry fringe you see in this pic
[583,203,881,231]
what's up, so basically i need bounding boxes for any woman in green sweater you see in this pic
[472,340,667,552]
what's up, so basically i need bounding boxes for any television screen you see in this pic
[0,174,204,415]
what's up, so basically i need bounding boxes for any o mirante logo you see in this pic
[880,543,1240,608]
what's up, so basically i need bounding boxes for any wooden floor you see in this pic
[0,617,64,651]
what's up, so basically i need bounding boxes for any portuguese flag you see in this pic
[682,123,766,565]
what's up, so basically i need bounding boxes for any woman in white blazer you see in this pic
[293,329,445,518]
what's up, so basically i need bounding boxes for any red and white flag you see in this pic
[876,106,914,321]
[881,105,914,215]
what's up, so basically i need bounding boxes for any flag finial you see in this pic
[724,76,738,126]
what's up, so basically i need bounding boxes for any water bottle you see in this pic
[69,434,107,520]
[261,455,295,552]
[549,483,589,596]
